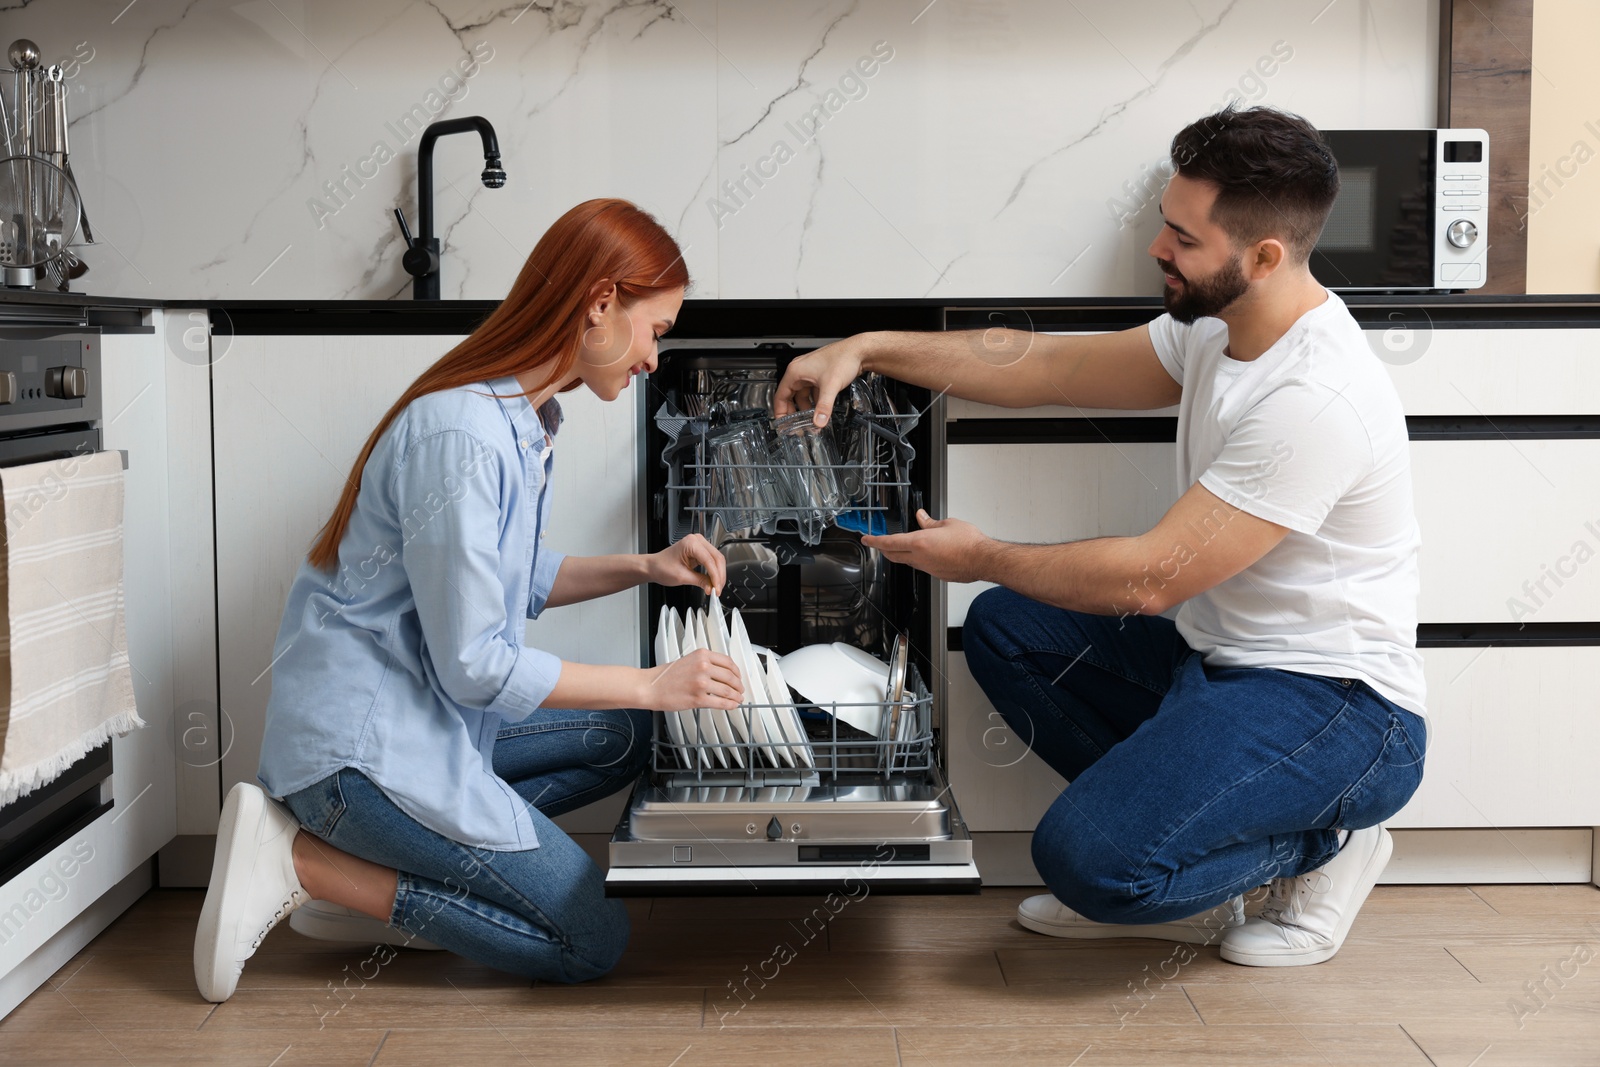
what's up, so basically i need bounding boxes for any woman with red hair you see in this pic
[193,200,741,1001]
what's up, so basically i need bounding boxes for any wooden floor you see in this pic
[2,884,1598,1066]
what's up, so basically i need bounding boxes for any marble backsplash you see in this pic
[4,0,1437,301]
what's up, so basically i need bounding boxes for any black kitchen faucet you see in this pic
[393,116,507,300]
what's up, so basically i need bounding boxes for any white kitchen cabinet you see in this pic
[945,324,1600,419]
[944,649,1066,833]
[1394,646,1600,828]
[943,440,1178,626]
[946,438,1600,626]
[211,335,440,799]
[946,641,1600,833]
[1411,440,1600,623]
[210,336,642,840]
[1380,327,1600,415]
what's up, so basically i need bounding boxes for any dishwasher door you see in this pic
[605,342,980,895]
[606,766,979,895]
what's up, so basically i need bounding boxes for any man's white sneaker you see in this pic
[289,899,444,951]
[194,782,308,1002]
[1018,893,1244,944]
[1220,825,1393,967]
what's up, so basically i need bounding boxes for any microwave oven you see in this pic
[1311,128,1489,292]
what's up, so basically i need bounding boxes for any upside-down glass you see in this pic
[704,421,775,536]
[773,410,846,523]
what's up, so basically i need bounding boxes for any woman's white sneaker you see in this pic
[193,782,308,1002]
[289,899,444,950]
[1220,825,1393,967]
[1018,894,1244,943]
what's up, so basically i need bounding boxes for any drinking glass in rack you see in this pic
[772,409,846,518]
[703,421,776,537]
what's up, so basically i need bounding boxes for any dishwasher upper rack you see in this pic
[651,665,934,783]
[655,403,919,545]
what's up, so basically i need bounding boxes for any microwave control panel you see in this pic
[1435,127,1489,290]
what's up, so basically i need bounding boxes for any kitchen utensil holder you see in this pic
[658,405,919,546]
[2,45,93,291]
[652,664,934,784]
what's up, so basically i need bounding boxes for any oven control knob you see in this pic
[0,372,14,404]
[45,366,88,400]
[1446,219,1478,249]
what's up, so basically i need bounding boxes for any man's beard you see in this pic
[1159,254,1250,324]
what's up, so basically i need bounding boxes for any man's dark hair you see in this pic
[1169,106,1340,262]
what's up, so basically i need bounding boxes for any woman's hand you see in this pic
[638,649,744,711]
[646,534,726,596]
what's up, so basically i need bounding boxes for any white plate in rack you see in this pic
[693,608,745,768]
[729,609,786,767]
[676,611,719,767]
[654,606,689,767]
[762,648,814,769]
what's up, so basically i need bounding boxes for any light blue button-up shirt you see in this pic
[258,376,566,851]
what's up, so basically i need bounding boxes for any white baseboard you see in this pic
[166,828,1597,899]
[583,829,1598,887]
[970,829,1596,887]
[0,860,153,1020]
[1386,828,1593,883]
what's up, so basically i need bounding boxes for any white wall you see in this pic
[9,0,1435,301]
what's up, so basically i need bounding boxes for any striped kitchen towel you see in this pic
[0,450,142,807]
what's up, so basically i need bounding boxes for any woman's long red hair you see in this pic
[306,198,689,572]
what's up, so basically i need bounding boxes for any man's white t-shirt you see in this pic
[1146,290,1426,716]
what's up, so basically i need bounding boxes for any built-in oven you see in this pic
[0,326,113,887]
[604,338,979,895]
[1313,128,1489,292]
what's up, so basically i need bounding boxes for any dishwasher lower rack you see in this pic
[608,671,979,895]
[651,667,934,780]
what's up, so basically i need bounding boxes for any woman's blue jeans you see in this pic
[963,587,1426,925]
[282,707,651,982]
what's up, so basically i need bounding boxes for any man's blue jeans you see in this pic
[283,708,651,982]
[963,587,1426,925]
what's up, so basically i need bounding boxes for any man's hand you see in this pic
[773,335,868,427]
[863,509,992,584]
[646,534,727,596]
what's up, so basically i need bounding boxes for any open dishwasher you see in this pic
[605,341,980,895]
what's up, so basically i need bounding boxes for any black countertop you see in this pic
[5,288,1600,334]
